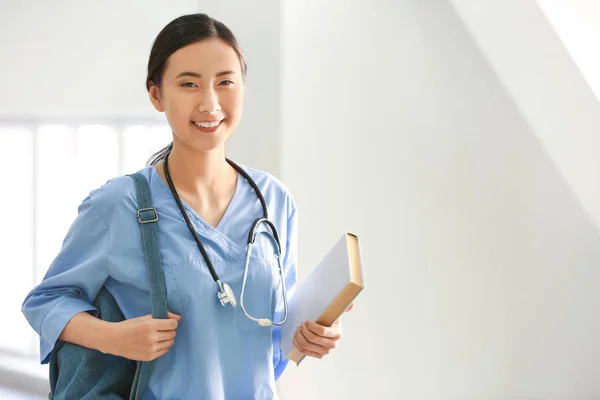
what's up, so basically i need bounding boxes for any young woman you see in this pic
[22,13,352,399]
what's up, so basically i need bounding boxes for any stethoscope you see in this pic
[163,151,288,327]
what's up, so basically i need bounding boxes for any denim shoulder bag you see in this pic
[48,172,167,400]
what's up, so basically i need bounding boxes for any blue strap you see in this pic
[127,172,168,400]
[128,173,168,320]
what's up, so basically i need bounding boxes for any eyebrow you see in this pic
[175,70,236,79]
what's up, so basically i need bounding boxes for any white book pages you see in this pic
[281,234,352,358]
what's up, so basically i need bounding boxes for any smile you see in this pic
[193,120,223,132]
[194,120,222,128]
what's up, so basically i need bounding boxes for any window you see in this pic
[0,120,171,362]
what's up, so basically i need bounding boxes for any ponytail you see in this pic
[145,142,173,167]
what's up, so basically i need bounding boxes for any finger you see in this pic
[300,322,336,350]
[154,330,177,342]
[346,303,355,312]
[156,318,179,331]
[168,312,182,321]
[305,320,340,339]
[152,347,170,360]
[154,339,175,352]
[293,337,323,359]
[296,326,329,355]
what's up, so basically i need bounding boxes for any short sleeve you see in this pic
[21,195,111,364]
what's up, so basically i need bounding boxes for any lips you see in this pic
[194,120,221,128]
[192,119,223,133]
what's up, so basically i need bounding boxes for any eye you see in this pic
[181,82,198,88]
[219,80,234,86]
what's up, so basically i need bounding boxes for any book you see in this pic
[281,232,365,365]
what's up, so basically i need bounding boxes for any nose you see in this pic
[198,87,221,114]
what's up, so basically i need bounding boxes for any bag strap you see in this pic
[127,172,168,400]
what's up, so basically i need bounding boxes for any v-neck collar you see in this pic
[150,164,242,233]
[148,165,273,262]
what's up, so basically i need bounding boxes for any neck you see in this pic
[164,144,233,198]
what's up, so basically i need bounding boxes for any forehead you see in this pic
[163,38,241,77]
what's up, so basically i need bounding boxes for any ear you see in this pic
[148,82,165,112]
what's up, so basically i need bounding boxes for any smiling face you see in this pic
[148,38,245,154]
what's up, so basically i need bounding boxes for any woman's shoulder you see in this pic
[237,163,298,218]
[86,166,155,223]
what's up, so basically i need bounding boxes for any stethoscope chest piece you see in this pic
[218,281,237,308]
[163,152,287,325]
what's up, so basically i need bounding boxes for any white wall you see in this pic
[452,0,600,253]
[279,0,600,398]
[0,0,194,119]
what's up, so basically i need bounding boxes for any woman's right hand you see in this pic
[108,311,182,361]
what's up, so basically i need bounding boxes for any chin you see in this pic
[188,131,229,153]
[172,121,235,152]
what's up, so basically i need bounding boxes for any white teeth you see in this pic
[195,120,221,128]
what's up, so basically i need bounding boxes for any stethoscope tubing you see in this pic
[163,151,288,326]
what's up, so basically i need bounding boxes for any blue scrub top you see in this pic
[21,164,298,399]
